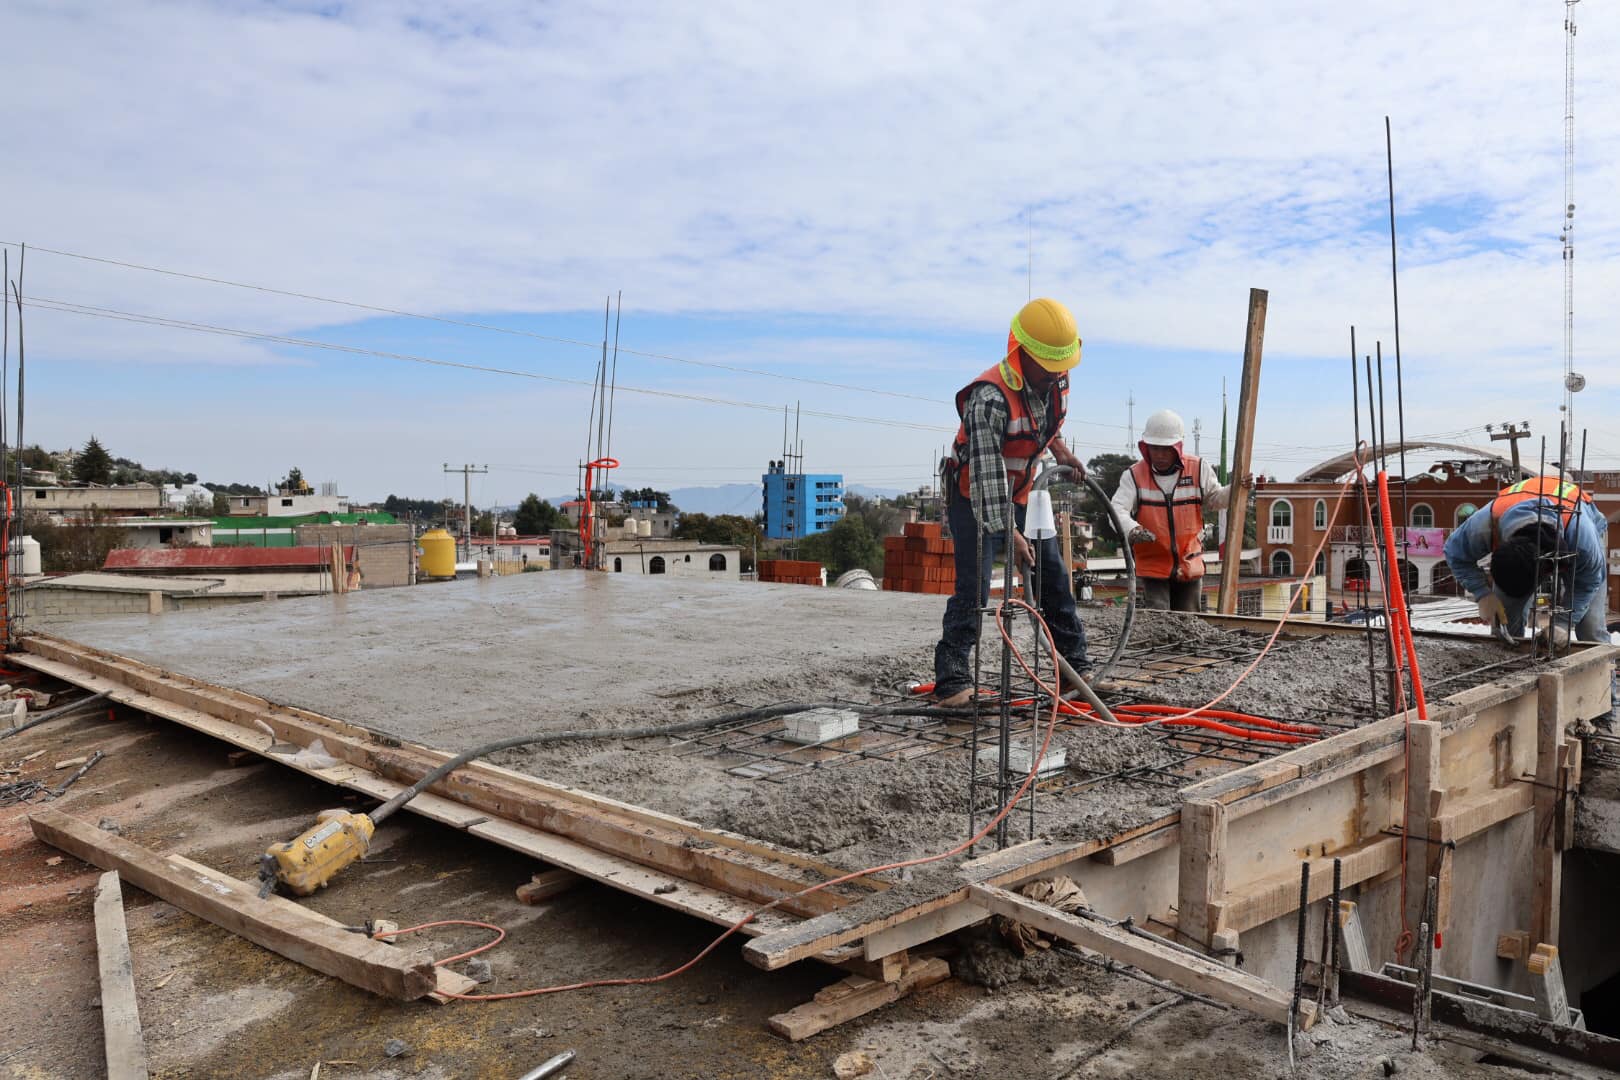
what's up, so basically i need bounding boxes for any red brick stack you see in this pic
[881,522,955,594]
[758,558,823,586]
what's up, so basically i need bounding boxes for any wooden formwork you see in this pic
[11,629,1615,1040]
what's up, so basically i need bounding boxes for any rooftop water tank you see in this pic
[638,518,652,538]
[418,528,456,580]
[10,536,40,577]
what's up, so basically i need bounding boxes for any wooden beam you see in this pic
[1176,799,1226,945]
[162,854,476,1004]
[12,637,871,919]
[93,871,149,1080]
[1403,720,1444,945]
[1533,673,1566,949]
[1217,287,1267,615]
[1338,901,1372,973]
[516,868,581,905]
[766,956,950,1041]
[31,807,438,1001]
[969,884,1308,1027]
[1224,835,1400,934]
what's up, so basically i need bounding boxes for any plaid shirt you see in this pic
[962,381,1052,537]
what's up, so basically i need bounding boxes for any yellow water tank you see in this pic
[418,528,457,580]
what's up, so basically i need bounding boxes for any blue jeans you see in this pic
[933,489,1090,697]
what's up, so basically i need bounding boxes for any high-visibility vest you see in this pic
[1489,476,1592,547]
[1129,455,1207,582]
[948,337,1069,507]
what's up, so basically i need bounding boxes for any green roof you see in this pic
[212,511,398,529]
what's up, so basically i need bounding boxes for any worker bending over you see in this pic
[1442,475,1609,645]
[933,298,1092,708]
[1110,410,1242,612]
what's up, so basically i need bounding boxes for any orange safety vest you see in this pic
[948,338,1069,507]
[1129,454,1207,582]
[1489,475,1591,547]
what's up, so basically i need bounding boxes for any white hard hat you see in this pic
[1141,409,1185,447]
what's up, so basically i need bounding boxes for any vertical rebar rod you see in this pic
[1329,858,1343,1006]
[996,506,1016,849]
[1290,862,1311,1033]
[1366,354,1397,713]
[11,247,22,641]
[1351,329,1378,716]
[1385,117,1411,574]
[1376,345,1404,710]
[1534,436,1549,659]
[605,291,622,463]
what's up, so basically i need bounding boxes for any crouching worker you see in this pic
[933,298,1092,708]
[1442,475,1609,645]
[1110,410,1240,612]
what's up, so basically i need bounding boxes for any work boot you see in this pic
[935,686,975,708]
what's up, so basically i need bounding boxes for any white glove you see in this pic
[1476,593,1507,627]
[1529,609,1572,648]
[1129,526,1157,544]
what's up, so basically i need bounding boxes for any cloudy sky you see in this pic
[4,1,1617,504]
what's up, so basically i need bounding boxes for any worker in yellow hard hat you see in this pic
[933,298,1091,707]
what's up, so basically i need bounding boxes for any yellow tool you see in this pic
[258,810,375,897]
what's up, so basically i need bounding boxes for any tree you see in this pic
[1078,453,1136,550]
[513,494,562,535]
[26,509,129,572]
[73,436,114,485]
[798,514,882,577]
[181,493,214,518]
[841,494,905,542]
[620,486,674,512]
[281,467,308,494]
[674,512,765,571]
[473,512,495,537]
[212,492,231,516]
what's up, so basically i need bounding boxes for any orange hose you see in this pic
[1376,471,1428,720]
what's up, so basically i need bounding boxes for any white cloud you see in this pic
[3,0,1618,496]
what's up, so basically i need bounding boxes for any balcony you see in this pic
[1332,525,1451,552]
[1266,525,1293,544]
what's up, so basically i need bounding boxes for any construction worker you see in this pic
[1110,410,1243,612]
[933,298,1091,708]
[1442,475,1609,644]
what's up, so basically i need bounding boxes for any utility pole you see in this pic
[443,463,488,563]
[1192,418,1203,458]
[1126,392,1136,450]
[1487,422,1532,475]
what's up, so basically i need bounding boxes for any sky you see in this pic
[3,0,1618,506]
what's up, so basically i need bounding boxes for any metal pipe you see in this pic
[517,1049,576,1080]
[0,691,111,740]
[1351,329,1377,717]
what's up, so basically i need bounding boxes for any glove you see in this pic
[1129,526,1157,545]
[1529,609,1573,648]
[1476,593,1507,627]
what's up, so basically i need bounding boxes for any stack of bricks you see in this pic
[882,522,955,594]
[758,558,823,586]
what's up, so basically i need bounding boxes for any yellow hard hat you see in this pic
[1010,298,1081,373]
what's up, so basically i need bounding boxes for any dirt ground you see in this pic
[0,701,1569,1079]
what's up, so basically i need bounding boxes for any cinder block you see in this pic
[782,708,860,745]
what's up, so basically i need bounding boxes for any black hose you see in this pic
[1029,467,1137,685]
[368,700,985,824]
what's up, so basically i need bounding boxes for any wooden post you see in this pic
[1177,798,1227,946]
[1533,674,1567,949]
[1057,511,1074,586]
[1217,288,1267,614]
[1403,720,1443,951]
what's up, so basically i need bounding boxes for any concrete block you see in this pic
[782,708,860,745]
[976,742,1068,778]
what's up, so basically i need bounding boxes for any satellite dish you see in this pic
[1566,372,1587,393]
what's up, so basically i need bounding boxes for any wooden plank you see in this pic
[1338,901,1372,972]
[93,871,149,1080]
[1435,784,1534,844]
[1533,673,1566,949]
[969,884,1307,1027]
[1224,835,1400,934]
[1403,720,1443,945]
[11,641,868,919]
[766,956,950,1041]
[30,807,438,1001]
[1497,930,1531,964]
[516,868,580,904]
[162,855,475,1004]
[1176,799,1226,945]
[1092,822,1178,866]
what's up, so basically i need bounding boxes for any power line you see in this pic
[22,294,956,435]
[0,241,944,405]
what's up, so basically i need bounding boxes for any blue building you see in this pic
[762,461,844,540]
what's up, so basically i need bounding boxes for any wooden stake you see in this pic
[94,871,149,1080]
[1218,287,1267,615]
